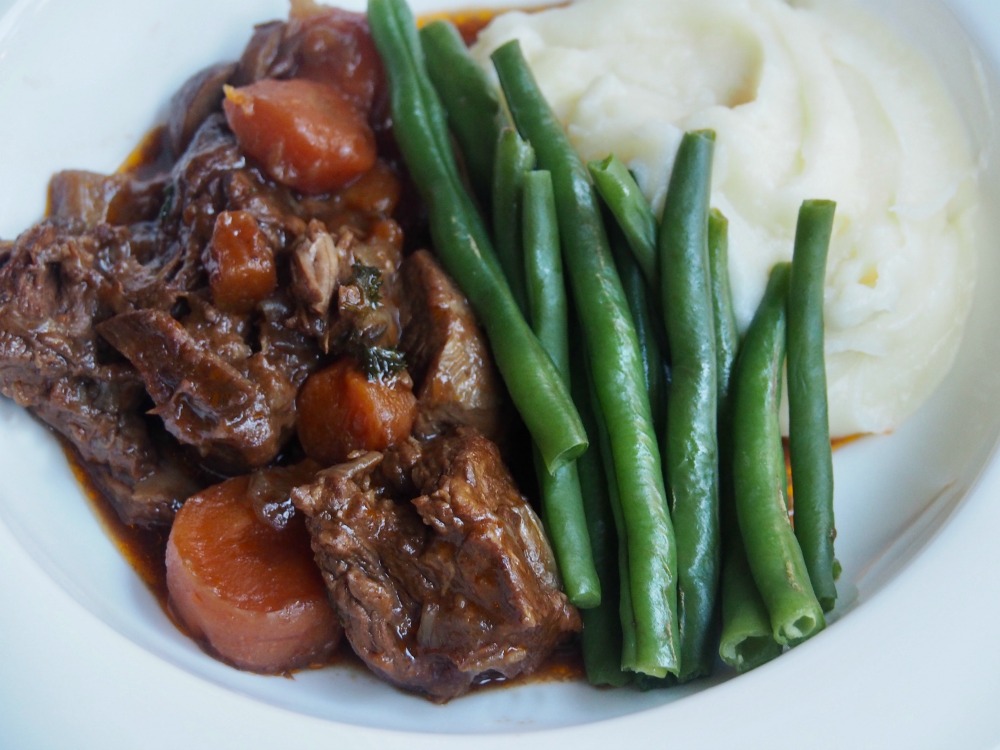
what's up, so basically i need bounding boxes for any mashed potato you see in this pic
[471,0,979,437]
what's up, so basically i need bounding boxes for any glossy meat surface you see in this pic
[400,249,504,441]
[0,220,202,524]
[292,428,580,702]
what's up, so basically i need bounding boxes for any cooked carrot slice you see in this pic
[338,159,401,216]
[296,357,417,466]
[206,210,277,313]
[165,474,341,673]
[223,78,376,194]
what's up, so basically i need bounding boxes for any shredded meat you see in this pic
[97,307,297,471]
[0,36,400,524]
[0,220,201,524]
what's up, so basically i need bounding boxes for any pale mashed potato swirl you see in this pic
[471,0,979,438]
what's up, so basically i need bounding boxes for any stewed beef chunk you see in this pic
[291,427,580,702]
[97,306,297,472]
[165,62,239,157]
[399,250,504,441]
[0,221,201,524]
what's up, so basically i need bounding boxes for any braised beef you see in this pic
[245,459,322,531]
[166,62,239,157]
[290,224,343,320]
[0,4,411,525]
[291,428,580,702]
[400,249,505,441]
[97,307,296,472]
[287,220,404,354]
[0,221,201,524]
[235,1,386,122]
[48,169,169,228]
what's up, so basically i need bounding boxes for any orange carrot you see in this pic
[206,210,277,313]
[223,78,376,194]
[165,474,341,673]
[296,357,416,465]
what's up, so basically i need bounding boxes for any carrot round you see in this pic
[165,475,341,673]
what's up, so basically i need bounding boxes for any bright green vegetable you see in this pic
[594,158,670,426]
[787,199,838,613]
[608,222,667,431]
[575,367,630,685]
[731,262,825,646]
[589,154,658,291]
[419,19,503,206]
[367,0,587,473]
[708,209,738,408]
[523,169,600,608]
[577,455,631,684]
[710,209,782,672]
[658,129,719,681]
[523,171,567,372]
[492,39,678,678]
[588,368,644,676]
[492,127,536,314]
[718,537,783,671]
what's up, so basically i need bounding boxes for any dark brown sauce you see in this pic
[117,125,175,179]
[61,440,170,599]
[56,2,863,696]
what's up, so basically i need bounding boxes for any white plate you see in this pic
[1,0,1000,747]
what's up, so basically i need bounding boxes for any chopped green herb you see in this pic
[158,183,175,221]
[351,263,383,305]
[360,345,407,380]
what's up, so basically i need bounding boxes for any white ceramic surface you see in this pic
[1,0,999,748]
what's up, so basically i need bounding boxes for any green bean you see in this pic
[523,169,601,608]
[589,154,658,291]
[523,170,567,373]
[718,534,783,671]
[587,364,639,672]
[373,2,459,188]
[787,199,838,613]
[658,129,719,681]
[367,0,587,473]
[420,19,503,206]
[710,209,782,672]
[577,451,631,685]
[608,220,667,432]
[575,345,632,686]
[593,156,670,422]
[493,127,536,314]
[711,209,738,522]
[492,39,678,678]
[709,209,738,409]
[732,262,825,646]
